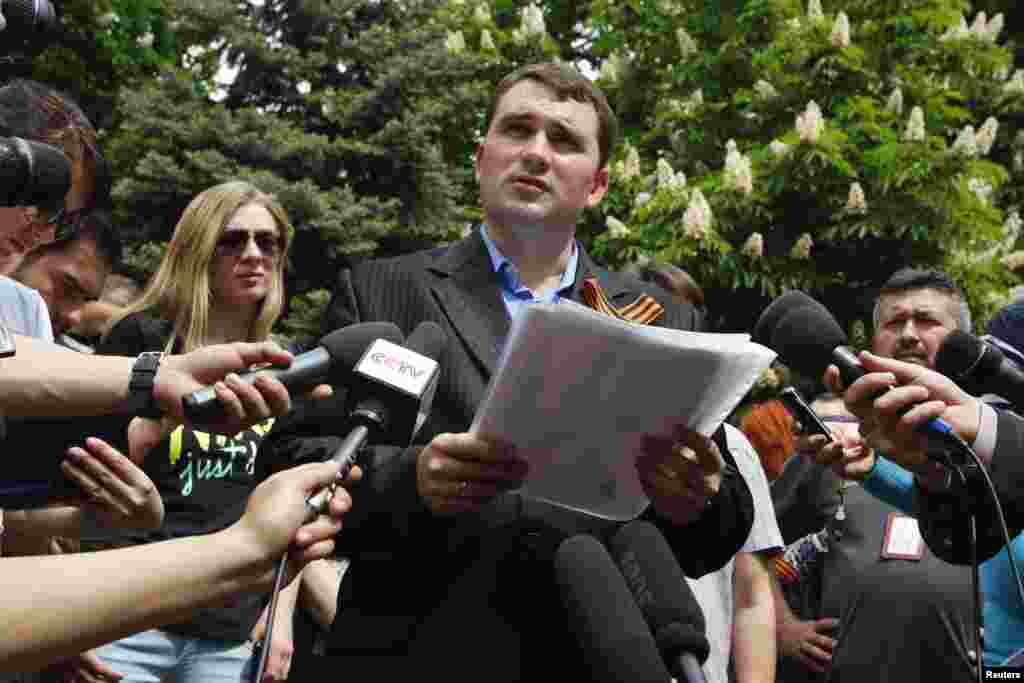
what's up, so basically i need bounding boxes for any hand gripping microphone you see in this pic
[182,321,403,425]
[553,534,672,683]
[752,290,968,460]
[937,329,1024,410]
[304,320,446,517]
[609,521,710,683]
[0,137,71,212]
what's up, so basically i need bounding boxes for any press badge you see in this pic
[881,512,925,561]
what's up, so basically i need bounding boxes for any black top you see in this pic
[86,312,273,642]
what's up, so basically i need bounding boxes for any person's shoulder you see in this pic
[0,274,42,304]
[102,310,173,352]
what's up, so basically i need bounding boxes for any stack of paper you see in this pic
[470,300,776,521]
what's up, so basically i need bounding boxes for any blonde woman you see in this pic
[90,181,294,683]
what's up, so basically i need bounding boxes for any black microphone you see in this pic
[304,320,446,518]
[182,321,403,425]
[609,521,709,683]
[0,137,70,212]
[753,290,966,456]
[0,0,58,53]
[937,329,1024,409]
[553,534,672,683]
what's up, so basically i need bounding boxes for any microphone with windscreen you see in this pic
[936,329,1024,410]
[753,290,967,459]
[183,321,403,426]
[554,534,672,683]
[0,137,71,213]
[609,521,709,683]
[304,320,446,517]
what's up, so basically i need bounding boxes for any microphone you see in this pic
[304,320,446,518]
[0,0,58,49]
[0,137,71,212]
[182,321,403,425]
[937,329,1024,409]
[553,534,672,683]
[609,521,709,683]
[753,290,967,458]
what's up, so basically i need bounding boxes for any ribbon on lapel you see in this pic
[580,277,664,325]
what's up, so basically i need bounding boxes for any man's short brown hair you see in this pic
[487,62,619,169]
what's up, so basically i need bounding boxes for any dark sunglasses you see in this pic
[216,229,284,258]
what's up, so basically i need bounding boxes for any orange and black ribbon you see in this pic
[580,277,664,325]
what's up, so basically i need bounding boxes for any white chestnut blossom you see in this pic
[796,101,824,144]
[634,192,652,208]
[941,15,970,41]
[754,80,778,100]
[724,142,754,195]
[656,158,686,189]
[677,28,698,58]
[521,4,546,37]
[606,216,632,239]
[967,177,993,203]
[137,32,155,49]
[887,88,903,116]
[904,106,926,142]
[970,12,988,39]
[622,145,641,179]
[1005,70,1024,95]
[791,233,814,259]
[97,12,118,28]
[807,0,824,22]
[445,31,466,53]
[986,13,1004,42]
[769,140,791,157]
[742,232,764,259]
[845,183,868,214]
[831,12,851,48]
[480,30,496,51]
[976,117,999,156]
[952,125,978,157]
[473,4,491,25]
[682,189,712,239]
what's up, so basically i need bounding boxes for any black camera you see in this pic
[1,0,59,57]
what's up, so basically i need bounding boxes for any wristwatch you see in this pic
[127,351,165,418]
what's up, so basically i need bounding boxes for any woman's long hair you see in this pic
[111,181,294,353]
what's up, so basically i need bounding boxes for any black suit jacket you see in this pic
[917,408,1024,564]
[264,232,754,680]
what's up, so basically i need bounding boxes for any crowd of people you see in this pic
[0,59,1022,683]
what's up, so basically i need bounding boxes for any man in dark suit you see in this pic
[268,62,754,682]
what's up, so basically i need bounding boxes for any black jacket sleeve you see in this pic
[916,408,1024,564]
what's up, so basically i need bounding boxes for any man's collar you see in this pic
[479,224,578,295]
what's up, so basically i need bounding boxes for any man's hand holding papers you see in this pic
[637,425,725,525]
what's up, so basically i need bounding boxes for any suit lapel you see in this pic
[428,232,510,378]
[569,247,629,304]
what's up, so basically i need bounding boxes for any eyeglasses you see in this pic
[215,229,284,259]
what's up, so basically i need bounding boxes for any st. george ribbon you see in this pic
[752,290,970,461]
[609,521,710,683]
[554,534,672,683]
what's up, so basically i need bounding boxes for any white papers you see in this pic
[470,301,776,521]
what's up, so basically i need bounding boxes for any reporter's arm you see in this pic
[0,460,354,673]
[298,558,348,629]
[733,552,776,683]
